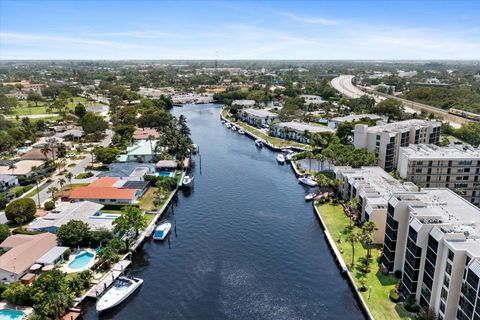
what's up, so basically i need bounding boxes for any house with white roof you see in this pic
[240,108,278,127]
[272,122,334,144]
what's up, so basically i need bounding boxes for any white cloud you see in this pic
[281,13,342,25]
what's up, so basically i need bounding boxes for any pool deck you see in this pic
[61,249,96,273]
[0,302,33,319]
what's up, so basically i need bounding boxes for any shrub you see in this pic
[389,289,400,302]
[5,198,36,225]
[75,172,94,179]
[0,224,11,243]
[57,220,92,247]
[1,281,32,306]
[404,295,421,312]
[394,270,403,279]
[43,200,55,211]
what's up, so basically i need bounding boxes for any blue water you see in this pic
[83,104,363,319]
[0,309,24,320]
[16,147,28,152]
[68,251,95,269]
[159,171,172,177]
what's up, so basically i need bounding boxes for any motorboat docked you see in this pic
[153,222,172,240]
[285,153,294,162]
[298,175,318,187]
[225,122,231,128]
[231,126,237,131]
[276,154,286,164]
[96,277,143,313]
[238,128,245,134]
[191,144,199,154]
[182,175,194,188]
[305,192,317,201]
[255,139,263,148]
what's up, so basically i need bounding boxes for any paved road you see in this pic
[331,75,374,100]
[32,129,113,205]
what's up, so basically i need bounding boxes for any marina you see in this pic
[81,103,363,319]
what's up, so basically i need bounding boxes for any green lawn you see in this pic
[137,187,159,211]
[11,97,103,116]
[25,182,51,198]
[316,203,413,320]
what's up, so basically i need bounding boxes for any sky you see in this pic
[1,0,479,60]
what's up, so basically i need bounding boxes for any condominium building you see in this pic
[334,166,418,243]
[380,188,480,320]
[398,144,480,206]
[353,119,441,172]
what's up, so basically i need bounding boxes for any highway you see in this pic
[330,75,468,128]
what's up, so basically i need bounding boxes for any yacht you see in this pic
[298,175,318,187]
[182,175,194,188]
[305,192,317,201]
[238,128,245,134]
[255,139,263,148]
[153,222,172,240]
[276,154,286,164]
[96,277,143,313]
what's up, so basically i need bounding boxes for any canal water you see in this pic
[84,104,363,319]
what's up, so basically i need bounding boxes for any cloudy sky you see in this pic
[1,0,479,60]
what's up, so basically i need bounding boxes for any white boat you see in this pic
[305,193,317,201]
[285,153,293,161]
[231,126,237,131]
[255,139,263,148]
[182,175,194,188]
[238,128,245,134]
[276,154,286,164]
[96,277,143,313]
[298,176,318,187]
[191,144,199,154]
[153,222,172,240]
[225,123,231,128]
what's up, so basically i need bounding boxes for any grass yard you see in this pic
[316,202,413,320]
[138,187,159,211]
[11,97,102,116]
[25,182,51,198]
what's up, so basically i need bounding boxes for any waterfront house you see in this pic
[232,99,255,108]
[69,177,148,205]
[240,108,278,127]
[299,94,326,107]
[272,122,334,144]
[98,163,156,181]
[117,140,159,163]
[0,233,57,283]
[132,127,161,140]
[327,114,385,129]
[0,160,45,177]
[28,201,116,232]
[0,175,19,192]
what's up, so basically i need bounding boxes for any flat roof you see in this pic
[0,160,45,176]
[242,108,277,118]
[36,246,69,265]
[275,122,334,133]
[400,144,480,160]
[330,114,384,123]
[364,119,440,134]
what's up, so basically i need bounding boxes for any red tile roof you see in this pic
[69,177,136,200]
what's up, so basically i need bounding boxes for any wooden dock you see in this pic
[85,260,132,298]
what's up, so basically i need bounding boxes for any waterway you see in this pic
[83,104,363,319]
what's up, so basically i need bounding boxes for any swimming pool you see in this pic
[159,171,173,177]
[16,147,28,153]
[0,309,24,320]
[68,251,95,270]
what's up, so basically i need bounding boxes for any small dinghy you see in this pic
[231,126,237,131]
[96,277,143,313]
[276,154,286,164]
[238,128,245,134]
[153,222,172,240]
[255,139,263,148]
[191,144,199,154]
[305,192,318,201]
[225,123,231,128]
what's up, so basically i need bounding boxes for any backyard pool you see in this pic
[16,147,29,153]
[0,309,24,320]
[159,171,174,177]
[68,251,95,270]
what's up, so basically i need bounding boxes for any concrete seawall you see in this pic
[312,203,374,320]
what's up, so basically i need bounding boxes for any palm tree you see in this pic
[47,186,58,201]
[361,221,378,261]
[65,172,73,189]
[58,178,66,197]
[40,145,51,162]
[8,164,17,175]
[347,197,359,228]
[345,230,357,268]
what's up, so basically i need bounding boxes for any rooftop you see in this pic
[242,108,277,118]
[132,127,161,140]
[69,177,137,200]
[399,144,480,160]
[276,122,334,133]
[0,160,45,176]
[330,114,384,123]
[363,119,440,134]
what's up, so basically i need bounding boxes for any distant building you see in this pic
[0,160,45,177]
[397,144,480,205]
[0,175,19,192]
[132,127,161,140]
[273,122,334,144]
[240,108,278,127]
[327,114,385,129]
[98,163,156,181]
[117,140,159,163]
[299,95,326,106]
[353,120,441,172]
[334,166,418,243]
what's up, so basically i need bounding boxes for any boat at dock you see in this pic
[298,175,318,187]
[305,192,317,201]
[225,123,231,128]
[276,154,286,164]
[153,222,172,240]
[96,277,143,313]
[191,144,199,154]
[285,151,295,162]
[255,139,263,148]
[182,175,194,188]
[238,128,245,134]
[231,126,237,131]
